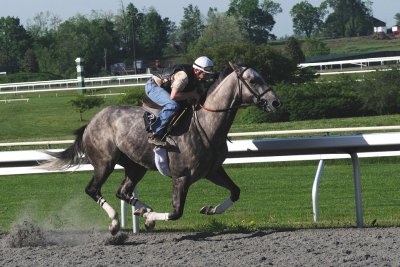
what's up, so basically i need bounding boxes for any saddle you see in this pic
[142,97,190,136]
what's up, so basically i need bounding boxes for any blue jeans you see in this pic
[145,80,179,136]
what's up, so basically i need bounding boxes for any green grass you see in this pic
[271,36,400,56]
[324,36,400,55]
[1,160,400,233]
[0,89,132,142]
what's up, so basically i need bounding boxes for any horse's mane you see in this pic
[207,62,249,92]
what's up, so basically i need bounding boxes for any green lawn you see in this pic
[0,89,131,142]
[324,36,400,55]
[1,160,400,233]
[271,36,400,56]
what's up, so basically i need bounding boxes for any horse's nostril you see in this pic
[272,100,281,108]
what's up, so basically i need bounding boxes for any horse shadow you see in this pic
[172,229,291,242]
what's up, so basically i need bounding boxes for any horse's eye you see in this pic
[249,79,256,84]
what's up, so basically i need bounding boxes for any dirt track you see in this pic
[1,221,400,266]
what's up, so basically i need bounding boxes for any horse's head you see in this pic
[229,62,281,112]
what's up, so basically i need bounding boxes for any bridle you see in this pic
[199,66,273,112]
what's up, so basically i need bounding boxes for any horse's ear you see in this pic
[228,62,240,73]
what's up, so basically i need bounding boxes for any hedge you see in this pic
[236,69,400,123]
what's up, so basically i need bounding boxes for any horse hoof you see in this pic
[109,219,120,236]
[200,206,215,215]
[145,219,156,231]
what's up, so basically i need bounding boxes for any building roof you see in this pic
[372,17,386,27]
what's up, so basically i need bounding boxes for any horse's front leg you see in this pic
[200,165,240,215]
[137,176,189,228]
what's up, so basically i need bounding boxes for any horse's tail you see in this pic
[41,125,88,170]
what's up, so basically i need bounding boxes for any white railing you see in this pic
[2,130,400,231]
[0,74,151,95]
[228,125,400,137]
[299,56,400,75]
[0,98,29,103]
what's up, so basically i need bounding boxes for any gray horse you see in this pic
[44,63,281,235]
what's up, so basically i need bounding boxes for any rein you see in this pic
[199,103,247,112]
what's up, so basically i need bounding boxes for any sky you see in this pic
[1,0,400,38]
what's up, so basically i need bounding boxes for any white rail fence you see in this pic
[2,129,400,231]
[299,56,400,75]
[0,74,151,95]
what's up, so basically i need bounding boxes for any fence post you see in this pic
[312,159,325,222]
[75,57,85,94]
[351,153,364,228]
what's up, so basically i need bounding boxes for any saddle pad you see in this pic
[153,147,171,176]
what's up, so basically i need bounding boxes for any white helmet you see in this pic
[193,56,214,74]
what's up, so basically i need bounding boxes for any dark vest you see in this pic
[152,64,198,93]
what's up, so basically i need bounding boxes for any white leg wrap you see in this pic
[214,198,234,214]
[144,212,169,221]
[98,198,117,219]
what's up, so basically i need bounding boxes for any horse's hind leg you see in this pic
[116,161,153,213]
[200,165,240,215]
[85,164,120,235]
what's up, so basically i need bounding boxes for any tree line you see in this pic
[0,0,399,79]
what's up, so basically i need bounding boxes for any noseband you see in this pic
[236,67,273,110]
[200,67,272,112]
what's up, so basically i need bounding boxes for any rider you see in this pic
[145,56,215,146]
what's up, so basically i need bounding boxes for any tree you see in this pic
[187,12,248,59]
[227,0,282,44]
[70,95,105,121]
[395,13,400,25]
[290,1,327,37]
[21,48,39,72]
[26,12,61,74]
[115,3,143,65]
[323,0,373,37]
[26,11,61,43]
[179,4,204,52]
[203,43,297,84]
[0,16,31,70]
[41,14,120,77]
[138,7,169,59]
[284,37,305,64]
